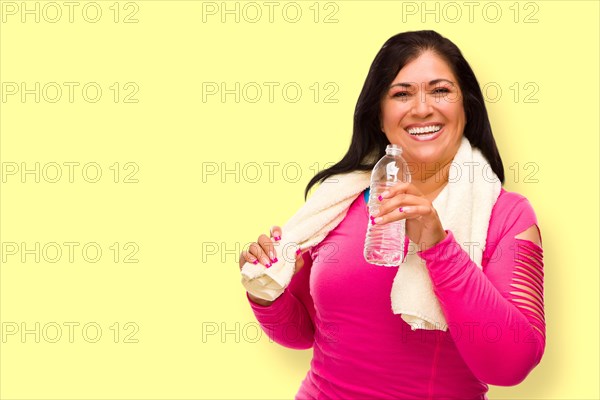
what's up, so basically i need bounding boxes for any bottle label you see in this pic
[386,162,399,181]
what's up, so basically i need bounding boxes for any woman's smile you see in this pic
[404,122,445,141]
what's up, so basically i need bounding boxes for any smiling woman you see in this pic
[380,52,466,195]
[239,30,545,399]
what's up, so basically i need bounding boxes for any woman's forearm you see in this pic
[246,252,316,350]
[419,230,545,386]
[247,292,274,307]
[246,290,315,350]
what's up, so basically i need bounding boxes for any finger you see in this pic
[249,241,272,267]
[294,251,305,273]
[294,247,306,261]
[370,193,425,218]
[239,249,259,270]
[372,204,435,225]
[398,205,434,219]
[377,181,423,201]
[270,225,282,241]
[257,234,278,265]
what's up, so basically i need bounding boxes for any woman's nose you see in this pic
[410,93,433,118]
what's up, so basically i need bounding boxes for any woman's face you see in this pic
[380,51,466,172]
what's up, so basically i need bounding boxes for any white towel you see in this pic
[241,137,501,331]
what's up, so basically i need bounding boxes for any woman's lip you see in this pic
[406,126,444,142]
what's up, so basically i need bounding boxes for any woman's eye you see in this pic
[432,87,450,95]
[392,91,409,98]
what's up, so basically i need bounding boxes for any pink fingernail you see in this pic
[378,195,383,201]
[252,260,258,265]
[273,235,281,241]
[399,207,404,213]
[295,248,302,255]
[265,262,272,268]
[272,257,278,263]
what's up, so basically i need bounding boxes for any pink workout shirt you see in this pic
[247,188,545,399]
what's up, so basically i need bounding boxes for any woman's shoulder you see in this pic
[490,187,539,236]
[495,187,536,210]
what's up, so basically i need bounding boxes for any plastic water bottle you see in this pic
[364,144,411,266]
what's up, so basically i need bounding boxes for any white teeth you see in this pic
[407,125,442,135]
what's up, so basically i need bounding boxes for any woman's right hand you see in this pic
[238,225,306,306]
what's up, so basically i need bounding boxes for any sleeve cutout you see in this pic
[514,224,543,247]
[508,237,545,339]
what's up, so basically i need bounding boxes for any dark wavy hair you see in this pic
[304,30,504,200]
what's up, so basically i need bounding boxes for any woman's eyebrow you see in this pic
[389,79,456,89]
[429,79,456,86]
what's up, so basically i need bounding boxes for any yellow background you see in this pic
[1,0,598,399]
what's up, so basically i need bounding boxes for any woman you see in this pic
[238,30,545,399]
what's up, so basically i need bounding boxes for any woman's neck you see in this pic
[411,160,452,202]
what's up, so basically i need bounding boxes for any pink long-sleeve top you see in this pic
[246,187,545,399]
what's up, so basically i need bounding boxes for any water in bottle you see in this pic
[364,144,411,266]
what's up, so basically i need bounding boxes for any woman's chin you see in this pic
[406,152,445,166]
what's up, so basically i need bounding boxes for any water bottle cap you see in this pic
[385,144,403,156]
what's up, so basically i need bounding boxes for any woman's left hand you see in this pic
[369,182,447,252]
